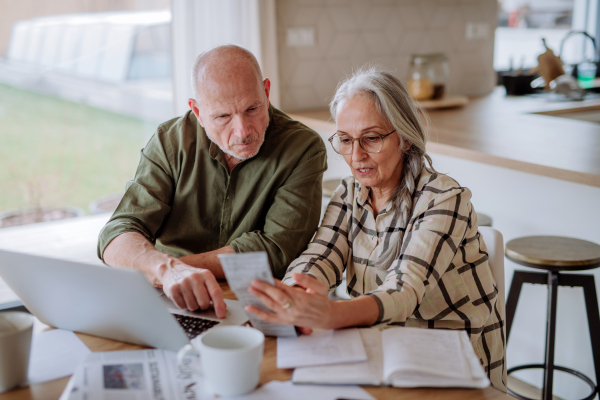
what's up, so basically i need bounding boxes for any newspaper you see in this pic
[60,349,209,400]
[218,252,297,337]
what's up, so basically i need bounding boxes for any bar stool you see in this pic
[505,236,600,400]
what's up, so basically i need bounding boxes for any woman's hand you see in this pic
[245,273,335,333]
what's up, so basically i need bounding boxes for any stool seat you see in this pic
[506,236,600,271]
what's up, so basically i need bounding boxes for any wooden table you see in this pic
[1,282,512,400]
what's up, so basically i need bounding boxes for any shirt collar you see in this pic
[356,181,392,216]
[356,181,370,207]
[208,141,227,164]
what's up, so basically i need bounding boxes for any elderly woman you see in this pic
[246,67,506,391]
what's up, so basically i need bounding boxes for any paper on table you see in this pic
[389,331,488,388]
[60,350,376,400]
[233,380,376,400]
[277,328,367,369]
[219,252,297,337]
[382,327,467,381]
[60,349,208,400]
[460,331,489,385]
[292,328,383,385]
[26,329,91,386]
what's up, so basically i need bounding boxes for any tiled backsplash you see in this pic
[276,0,497,111]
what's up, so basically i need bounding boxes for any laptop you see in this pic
[0,250,248,352]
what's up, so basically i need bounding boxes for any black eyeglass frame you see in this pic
[327,130,396,155]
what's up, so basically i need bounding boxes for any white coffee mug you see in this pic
[0,312,34,392]
[177,326,264,396]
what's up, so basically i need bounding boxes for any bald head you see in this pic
[191,44,263,101]
[187,45,271,170]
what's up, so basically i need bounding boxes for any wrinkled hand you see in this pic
[245,273,334,333]
[160,261,227,318]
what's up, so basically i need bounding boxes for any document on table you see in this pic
[292,328,383,385]
[61,369,375,400]
[26,329,91,386]
[293,327,489,389]
[277,328,367,369]
[60,349,205,400]
[238,380,376,400]
[219,252,297,337]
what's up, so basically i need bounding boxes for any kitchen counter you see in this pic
[288,87,600,188]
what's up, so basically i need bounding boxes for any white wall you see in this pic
[277,0,498,111]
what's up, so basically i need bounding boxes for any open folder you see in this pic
[292,327,490,389]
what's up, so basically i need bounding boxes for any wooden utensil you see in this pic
[536,38,565,91]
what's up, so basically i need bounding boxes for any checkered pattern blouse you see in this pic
[283,169,506,391]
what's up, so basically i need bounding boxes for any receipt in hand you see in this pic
[218,252,298,337]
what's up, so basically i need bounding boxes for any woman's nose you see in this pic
[351,141,367,162]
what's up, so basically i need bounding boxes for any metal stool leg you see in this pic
[506,271,547,340]
[507,271,599,400]
[581,277,600,394]
[543,271,559,400]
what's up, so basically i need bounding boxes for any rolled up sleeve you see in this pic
[97,131,175,260]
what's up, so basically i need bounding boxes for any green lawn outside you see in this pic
[0,83,156,214]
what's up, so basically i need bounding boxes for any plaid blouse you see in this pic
[283,169,506,391]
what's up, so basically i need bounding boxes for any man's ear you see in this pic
[188,98,204,127]
[263,78,271,102]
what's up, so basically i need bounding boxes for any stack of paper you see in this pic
[277,328,367,369]
[291,327,490,389]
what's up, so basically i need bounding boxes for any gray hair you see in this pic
[190,44,263,101]
[330,65,435,271]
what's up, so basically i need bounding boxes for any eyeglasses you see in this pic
[328,130,396,155]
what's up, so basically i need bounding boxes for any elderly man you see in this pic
[98,45,326,318]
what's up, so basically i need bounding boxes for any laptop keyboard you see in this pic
[174,314,220,340]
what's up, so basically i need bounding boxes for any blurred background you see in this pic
[1,2,600,398]
[0,0,595,222]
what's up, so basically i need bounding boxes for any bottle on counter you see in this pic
[407,53,450,101]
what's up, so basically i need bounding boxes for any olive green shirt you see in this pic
[97,105,327,278]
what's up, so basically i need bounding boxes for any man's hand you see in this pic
[103,232,229,319]
[159,261,227,318]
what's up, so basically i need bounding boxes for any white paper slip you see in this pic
[219,252,297,337]
[277,328,367,369]
[26,329,91,386]
[231,380,376,400]
[292,328,383,385]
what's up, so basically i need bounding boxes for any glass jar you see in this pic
[407,53,450,101]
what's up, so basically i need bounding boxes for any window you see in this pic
[0,2,174,226]
[494,0,596,71]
